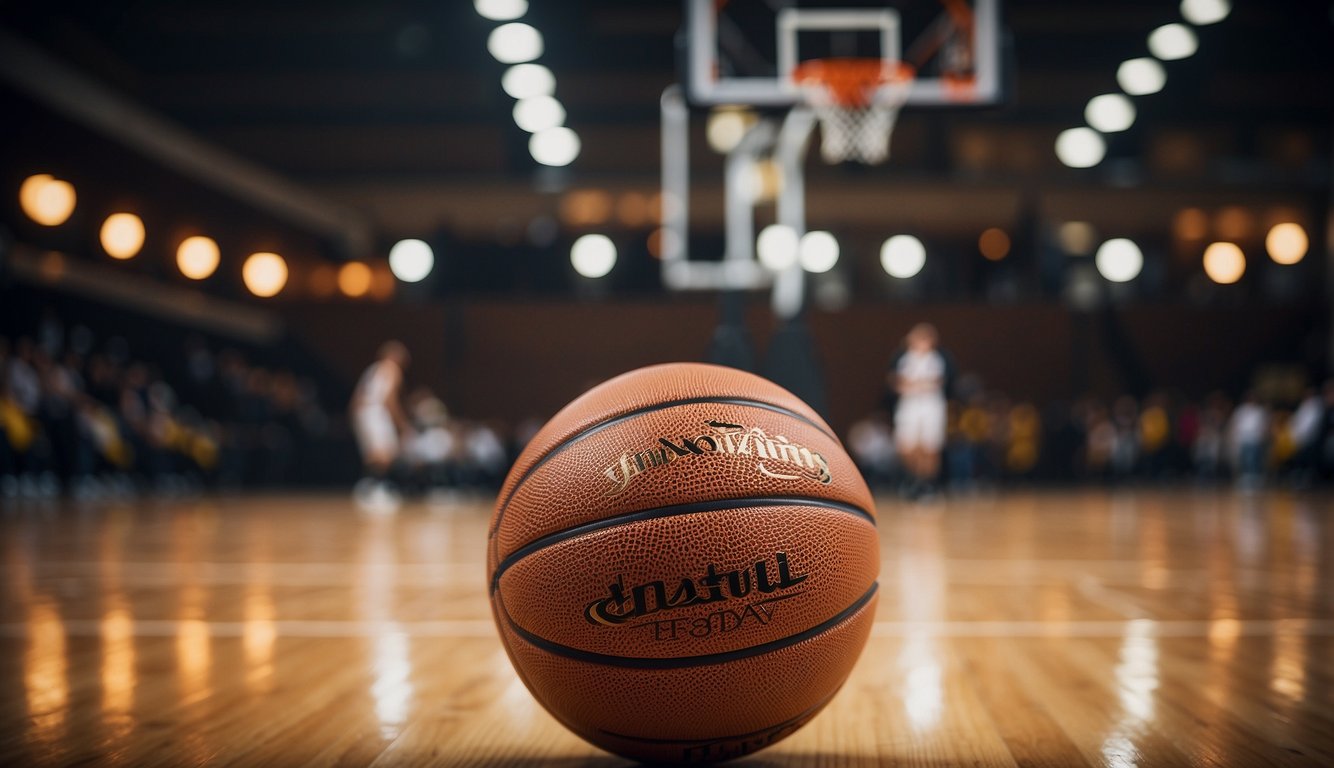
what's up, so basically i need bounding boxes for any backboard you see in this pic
[685,0,1002,108]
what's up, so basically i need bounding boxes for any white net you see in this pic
[799,67,914,165]
[808,100,895,164]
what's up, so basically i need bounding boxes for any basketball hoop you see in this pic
[792,58,916,165]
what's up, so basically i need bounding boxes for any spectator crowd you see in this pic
[849,380,1334,493]
[7,308,1334,501]
[1,311,525,501]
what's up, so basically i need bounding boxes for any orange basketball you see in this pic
[487,362,879,763]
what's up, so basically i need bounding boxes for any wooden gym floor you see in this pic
[1,489,1331,767]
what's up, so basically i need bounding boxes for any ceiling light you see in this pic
[1202,242,1245,283]
[388,239,435,282]
[798,231,839,273]
[1055,127,1106,168]
[1116,58,1167,96]
[19,174,76,226]
[1265,223,1307,265]
[487,23,542,64]
[501,63,555,99]
[100,213,145,260]
[475,0,527,21]
[530,127,580,166]
[1094,238,1143,282]
[1148,24,1198,60]
[571,234,616,278]
[1085,94,1136,133]
[176,236,220,280]
[757,224,799,271]
[881,235,926,278]
[513,96,566,133]
[242,252,288,297]
[1180,0,1229,25]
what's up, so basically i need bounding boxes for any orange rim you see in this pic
[792,58,916,107]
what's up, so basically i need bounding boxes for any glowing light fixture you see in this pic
[1085,94,1136,133]
[242,252,288,298]
[706,108,755,154]
[530,127,580,167]
[501,63,555,99]
[571,234,616,278]
[881,234,926,278]
[1117,58,1166,96]
[176,236,220,280]
[513,96,566,133]
[474,0,527,21]
[1202,242,1245,284]
[978,228,1011,261]
[798,231,839,274]
[1265,223,1307,265]
[1094,238,1143,282]
[19,174,76,226]
[338,262,373,298]
[1180,0,1229,25]
[100,213,145,260]
[1055,127,1106,168]
[487,23,543,64]
[1148,24,1198,60]
[388,239,434,282]
[756,224,799,271]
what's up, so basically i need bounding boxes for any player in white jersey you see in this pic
[890,323,948,499]
[350,341,411,510]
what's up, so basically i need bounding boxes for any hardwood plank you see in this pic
[0,489,1330,766]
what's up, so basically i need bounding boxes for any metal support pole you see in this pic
[772,108,817,319]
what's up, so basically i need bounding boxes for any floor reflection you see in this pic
[1100,619,1159,768]
[896,515,945,732]
[1270,621,1307,705]
[243,581,277,694]
[370,625,414,738]
[25,599,69,746]
[1113,619,1158,724]
[361,517,415,738]
[0,490,1329,765]
[100,600,135,724]
[177,617,212,704]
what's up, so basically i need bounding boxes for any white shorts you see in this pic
[895,396,946,452]
[353,406,398,460]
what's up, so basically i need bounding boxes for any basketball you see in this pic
[487,362,879,763]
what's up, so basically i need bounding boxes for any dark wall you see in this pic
[284,299,1322,435]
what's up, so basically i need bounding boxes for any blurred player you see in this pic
[889,323,950,499]
[350,341,412,511]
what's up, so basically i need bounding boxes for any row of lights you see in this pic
[477,3,616,278]
[578,218,1306,286]
[17,174,436,298]
[754,226,928,278]
[476,0,580,167]
[1055,0,1231,168]
[1091,220,1308,285]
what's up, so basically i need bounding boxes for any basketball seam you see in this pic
[488,395,838,541]
[498,581,877,670]
[490,495,876,592]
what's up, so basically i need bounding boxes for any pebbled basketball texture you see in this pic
[487,362,879,763]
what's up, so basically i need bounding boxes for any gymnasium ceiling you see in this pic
[2,1,1331,269]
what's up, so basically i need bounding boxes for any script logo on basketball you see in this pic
[600,419,831,497]
[584,552,807,641]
